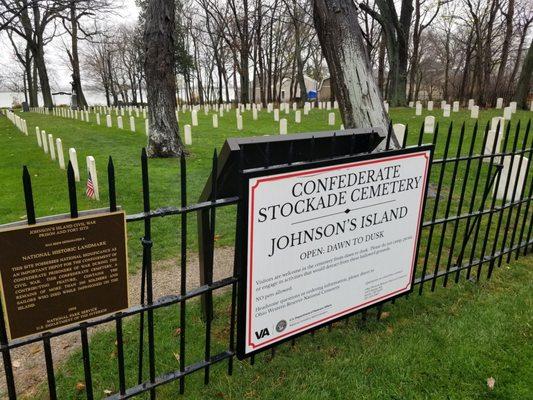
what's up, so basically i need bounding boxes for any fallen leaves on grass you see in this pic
[76,382,86,392]
[487,377,495,390]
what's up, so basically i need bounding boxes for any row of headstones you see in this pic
[4,109,29,135]
[393,116,527,201]
[32,126,100,199]
[49,106,150,136]
[413,100,525,120]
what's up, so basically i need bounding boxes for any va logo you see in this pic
[254,328,270,339]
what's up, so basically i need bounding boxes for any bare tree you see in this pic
[313,0,391,141]
[144,0,185,157]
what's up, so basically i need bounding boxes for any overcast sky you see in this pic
[0,0,140,91]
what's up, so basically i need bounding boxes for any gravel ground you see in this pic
[0,247,235,399]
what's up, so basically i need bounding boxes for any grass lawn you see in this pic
[32,256,533,400]
[1,107,531,270]
[1,106,531,399]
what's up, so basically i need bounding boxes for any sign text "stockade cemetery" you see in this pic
[238,148,432,356]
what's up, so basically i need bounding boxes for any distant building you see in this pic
[318,77,332,101]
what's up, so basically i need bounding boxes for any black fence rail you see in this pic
[0,119,531,399]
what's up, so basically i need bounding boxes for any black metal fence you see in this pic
[1,119,531,399]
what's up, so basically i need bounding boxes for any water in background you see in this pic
[1,91,119,108]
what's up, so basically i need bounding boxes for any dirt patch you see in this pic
[0,247,235,399]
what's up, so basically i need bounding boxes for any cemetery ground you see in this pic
[0,107,532,398]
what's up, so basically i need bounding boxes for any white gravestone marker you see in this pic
[424,116,435,134]
[495,155,528,200]
[509,101,517,113]
[452,101,459,112]
[470,105,479,119]
[213,114,218,128]
[237,115,243,130]
[35,127,42,147]
[130,116,136,132]
[443,104,451,117]
[328,112,335,126]
[96,113,101,125]
[69,148,80,182]
[496,98,503,109]
[41,131,49,153]
[253,107,258,120]
[191,110,198,126]
[295,110,301,123]
[279,118,287,135]
[86,156,99,200]
[274,109,280,122]
[48,134,56,160]
[145,119,149,136]
[427,101,433,111]
[117,116,123,129]
[503,106,512,120]
[106,115,112,128]
[184,125,192,145]
[56,138,65,169]
[415,103,422,116]
[467,99,475,110]
[393,124,406,146]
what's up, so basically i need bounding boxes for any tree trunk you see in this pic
[33,43,53,109]
[514,39,533,110]
[313,0,392,144]
[144,0,185,157]
[69,1,87,108]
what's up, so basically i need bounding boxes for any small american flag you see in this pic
[86,172,95,199]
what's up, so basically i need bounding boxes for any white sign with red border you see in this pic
[242,149,431,355]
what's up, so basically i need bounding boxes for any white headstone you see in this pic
[304,103,310,115]
[509,101,517,113]
[106,114,112,128]
[41,131,49,153]
[184,124,192,145]
[415,102,422,116]
[495,155,528,200]
[496,98,503,109]
[503,106,512,120]
[253,107,258,120]
[295,110,301,123]
[467,99,475,110]
[470,105,479,119]
[86,156,99,200]
[96,113,101,125]
[117,116,123,129]
[484,130,503,162]
[424,116,435,134]
[237,114,243,130]
[56,138,65,169]
[427,101,433,111]
[393,124,406,146]
[452,101,459,112]
[191,110,198,126]
[327,101,332,110]
[48,134,56,160]
[274,109,280,122]
[145,119,149,136]
[409,101,414,108]
[279,118,287,135]
[328,112,335,126]
[35,127,42,147]
[130,116,136,132]
[384,102,389,113]
[443,104,451,117]
[441,100,447,109]
[333,101,339,109]
[69,148,80,182]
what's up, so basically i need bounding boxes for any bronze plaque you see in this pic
[0,211,129,340]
